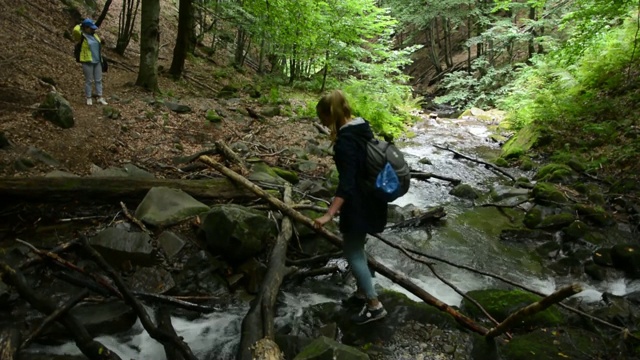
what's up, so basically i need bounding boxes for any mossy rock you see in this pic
[500,328,604,360]
[531,183,568,206]
[205,109,222,123]
[534,163,574,183]
[272,167,299,184]
[548,256,582,276]
[461,289,564,329]
[592,248,614,267]
[562,220,589,241]
[324,166,340,193]
[519,158,534,171]
[501,123,545,159]
[449,183,480,200]
[523,207,543,229]
[584,260,608,281]
[537,213,576,230]
[566,158,586,172]
[293,336,368,360]
[583,231,607,246]
[573,204,614,227]
[535,241,561,257]
[494,157,509,168]
[610,244,640,278]
[247,161,287,185]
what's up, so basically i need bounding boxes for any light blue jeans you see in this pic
[82,62,103,98]
[343,232,377,299]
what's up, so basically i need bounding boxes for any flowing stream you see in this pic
[34,115,640,360]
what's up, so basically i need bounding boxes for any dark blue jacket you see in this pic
[333,118,388,234]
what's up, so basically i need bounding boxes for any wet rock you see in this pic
[537,213,576,230]
[562,220,590,241]
[592,293,636,327]
[449,184,480,200]
[14,158,35,172]
[610,244,640,278]
[418,157,433,165]
[38,92,74,129]
[534,163,575,183]
[461,289,564,329]
[387,203,424,224]
[584,260,608,281]
[500,328,604,360]
[173,250,229,295]
[499,228,554,243]
[199,204,277,263]
[523,207,543,228]
[532,182,568,205]
[90,227,156,266]
[135,187,210,227]
[158,231,186,259]
[490,184,530,201]
[127,266,175,294]
[573,204,614,227]
[535,241,561,258]
[296,179,332,199]
[548,256,582,276]
[165,101,192,113]
[293,336,369,360]
[44,300,136,341]
[592,247,614,267]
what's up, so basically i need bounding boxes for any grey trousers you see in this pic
[82,62,103,98]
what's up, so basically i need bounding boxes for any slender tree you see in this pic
[169,0,195,78]
[136,0,160,92]
[95,0,113,28]
[116,0,141,55]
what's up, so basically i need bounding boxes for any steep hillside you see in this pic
[0,0,328,178]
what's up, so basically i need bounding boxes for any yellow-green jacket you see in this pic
[73,24,101,63]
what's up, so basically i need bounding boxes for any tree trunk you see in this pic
[169,0,194,78]
[234,28,247,66]
[0,177,255,203]
[95,0,113,28]
[136,0,160,92]
[320,50,329,93]
[237,184,292,360]
[115,0,140,55]
[443,17,453,69]
[0,329,20,360]
[428,19,442,73]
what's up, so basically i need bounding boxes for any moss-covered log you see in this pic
[0,177,255,203]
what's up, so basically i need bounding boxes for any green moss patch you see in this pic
[501,328,604,360]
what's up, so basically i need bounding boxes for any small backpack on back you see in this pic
[363,138,411,202]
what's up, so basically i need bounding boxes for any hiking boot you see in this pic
[342,292,367,306]
[86,98,93,106]
[351,304,387,325]
[97,97,108,105]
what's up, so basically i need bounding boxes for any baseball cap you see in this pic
[81,18,98,30]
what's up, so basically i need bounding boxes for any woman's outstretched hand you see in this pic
[313,214,333,229]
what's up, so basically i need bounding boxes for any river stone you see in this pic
[172,250,229,295]
[490,184,530,201]
[38,92,74,129]
[610,244,640,278]
[573,204,614,227]
[592,248,614,267]
[537,213,576,230]
[532,182,568,205]
[135,187,210,227]
[562,220,590,241]
[449,183,480,200]
[296,179,332,198]
[127,266,175,294]
[584,260,608,281]
[45,300,136,340]
[158,231,186,259]
[293,336,369,360]
[199,204,277,263]
[273,166,299,184]
[534,163,575,183]
[90,227,156,266]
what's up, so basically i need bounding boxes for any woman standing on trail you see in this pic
[73,18,107,106]
[313,90,388,325]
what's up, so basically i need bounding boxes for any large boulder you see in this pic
[135,187,210,227]
[199,204,277,262]
[38,92,74,129]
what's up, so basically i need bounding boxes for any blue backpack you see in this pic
[363,138,411,202]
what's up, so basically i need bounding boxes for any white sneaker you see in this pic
[97,97,108,105]
[86,98,93,106]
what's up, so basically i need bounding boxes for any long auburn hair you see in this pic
[316,90,352,142]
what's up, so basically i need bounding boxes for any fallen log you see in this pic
[157,307,186,360]
[238,184,292,360]
[0,177,255,203]
[0,263,122,360]
[199,155,490,336]
[433,144,516,182]
[410,171,461,185]
[0,328,20,360]
[486,284,583,338]
[386,206,446,229]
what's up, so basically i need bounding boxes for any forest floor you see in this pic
[0,0,332,180]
